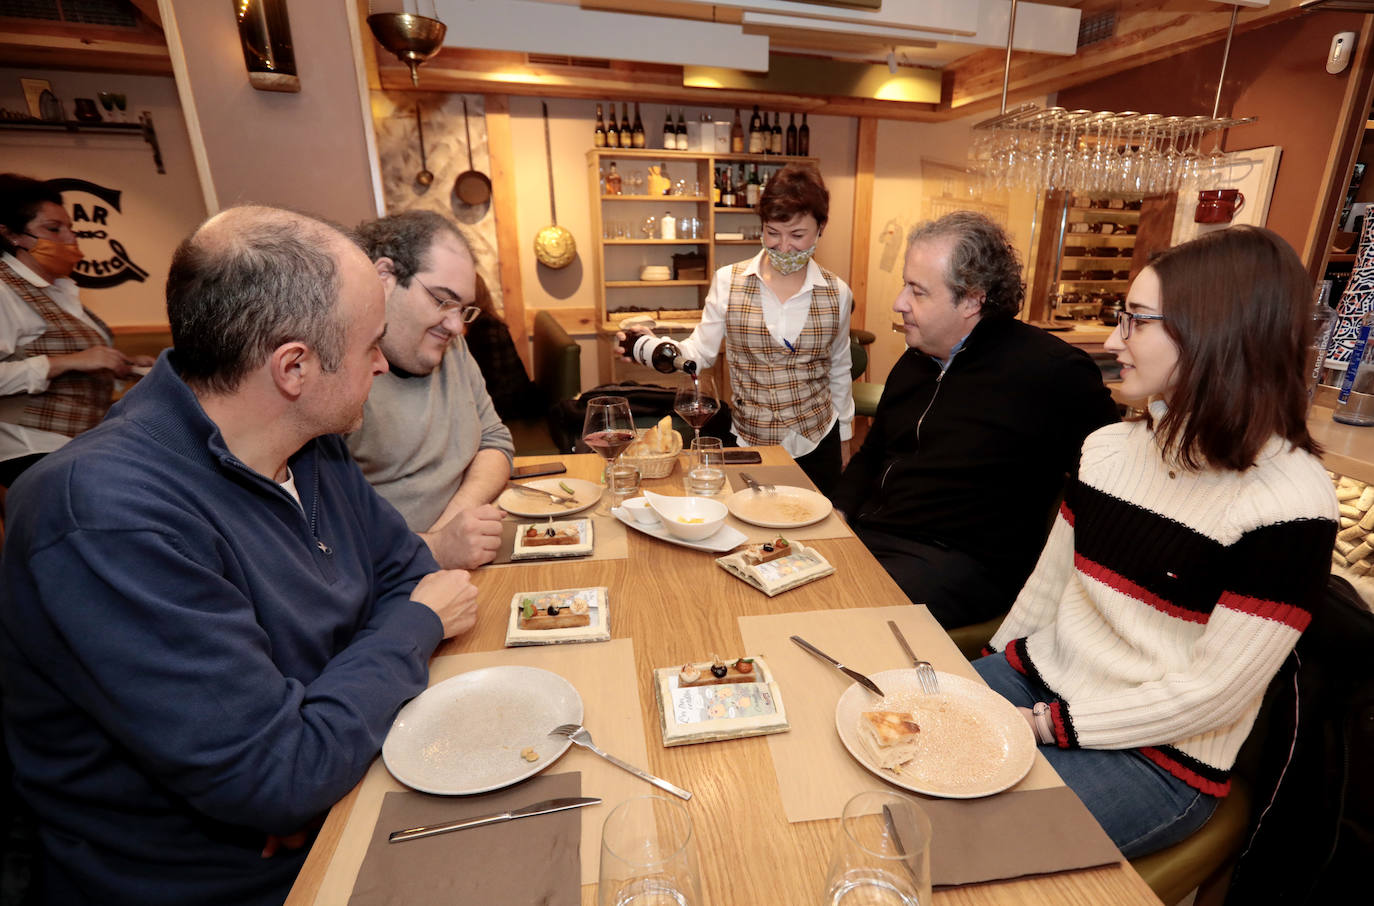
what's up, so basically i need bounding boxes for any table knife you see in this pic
[508,482,576,504]
[789,635,885,697]
[388,796,601,843]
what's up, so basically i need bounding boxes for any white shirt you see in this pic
[676,250,855,458]
[0,251,112,461]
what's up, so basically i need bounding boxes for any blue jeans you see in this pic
[973,652,1220,859]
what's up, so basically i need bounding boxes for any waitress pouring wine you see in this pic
[616,162,855,496]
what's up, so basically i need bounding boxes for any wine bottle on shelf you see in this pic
[721,167,734,207]
[606,103,620,148]
[675,108,687,150]
[748,105,764,154]
[771,112,783,155]
[619,104,631,146]
[746,165,761,207]
[798,113,810,156]
[662,108,674,150]
[786,113,797,156]
[712,166,722,206]
[594,104,607,148]
[731,109,744,153]
[632,102,645,148]
[737,165,748,205]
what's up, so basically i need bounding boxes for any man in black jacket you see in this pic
[833,211,1118,629]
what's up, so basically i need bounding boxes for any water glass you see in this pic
[823,791,932,906]
[609,463,641,506]
[598,796,701,906]
[686,437,724,496]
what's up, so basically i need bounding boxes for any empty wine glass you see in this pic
[582,396,635,514]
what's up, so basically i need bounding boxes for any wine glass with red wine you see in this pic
[673,374,718,452]
[581,396,636,507]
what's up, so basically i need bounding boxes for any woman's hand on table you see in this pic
[411,568,480,638]
[421,504,504,570]
[47,345,139,379]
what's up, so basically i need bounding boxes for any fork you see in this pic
[886,620,941,694]
[549,723,692,800]
[739,471,775,493]
[507,482,576,505]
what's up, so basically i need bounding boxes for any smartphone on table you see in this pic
[721,449,762,464]
[512,462,567,478]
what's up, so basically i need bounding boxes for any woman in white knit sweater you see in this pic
[974,225,1338,858]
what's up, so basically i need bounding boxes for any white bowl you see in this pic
[644,491,728,541]
[621,497,659,525]
[640,265,672,281]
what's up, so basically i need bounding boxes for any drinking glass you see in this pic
[112,92,127,123]
[609,463,641,507]
[582,396,635,512]
[823,791,932,906]
[598,796,701,906]
[98,91,115,121]
[672,374,718,450]
[686,438,725,496]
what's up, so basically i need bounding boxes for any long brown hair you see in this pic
[1150,225,1317,471]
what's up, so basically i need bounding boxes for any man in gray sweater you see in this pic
[348,211,514,569]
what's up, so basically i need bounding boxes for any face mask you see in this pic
[25,237,83,279]
[764,242,816,276]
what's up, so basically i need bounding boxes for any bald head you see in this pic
[167,205,359,394]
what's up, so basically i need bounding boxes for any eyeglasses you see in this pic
[414,277,481,324]
[1118,311,1166,339]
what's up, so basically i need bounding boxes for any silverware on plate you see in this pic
[507,482,576,505]
[388,796,601,843]
[789,635,885,697]
[549,723,692,800]
[886,620,941,694]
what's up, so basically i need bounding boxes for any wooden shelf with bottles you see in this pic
[587,147,818,334]
[1039,194,1144,322]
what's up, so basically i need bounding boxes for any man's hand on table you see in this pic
[411,569,480,638]
[420,504,504,569]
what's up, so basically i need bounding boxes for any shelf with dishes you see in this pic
[588,147,817,337]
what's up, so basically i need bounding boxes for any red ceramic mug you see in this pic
[1195,188,1246,224]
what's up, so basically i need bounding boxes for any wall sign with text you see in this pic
[45,178,149,290]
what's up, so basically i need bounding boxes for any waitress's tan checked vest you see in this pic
[0,258,113,438]
[724,260,842,445]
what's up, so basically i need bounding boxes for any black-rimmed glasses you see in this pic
[414,277,481,324]
[1119,311,1166,339]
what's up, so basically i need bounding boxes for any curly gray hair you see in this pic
[906,211,1024,318]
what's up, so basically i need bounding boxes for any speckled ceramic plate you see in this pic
[497,478,601,518]
[835,670,1035,799]
[382,666,584,795]
[724,486,832,529]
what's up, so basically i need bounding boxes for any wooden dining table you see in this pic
[286,448,1163,906]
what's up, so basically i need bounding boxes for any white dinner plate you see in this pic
[835,669,1035,799]
[383,665,584,795]
[724,486,833,529]
[611,506,747,552]
[497,478,601,518]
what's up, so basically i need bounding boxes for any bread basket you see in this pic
[620,426,683,479]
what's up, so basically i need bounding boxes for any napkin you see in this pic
[923,786,1121,886]
[347,771,584,906]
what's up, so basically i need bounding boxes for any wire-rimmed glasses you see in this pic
[413,277,481,324]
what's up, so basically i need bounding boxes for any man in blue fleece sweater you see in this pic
[0,206,479,905]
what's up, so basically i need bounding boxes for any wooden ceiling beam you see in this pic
[0,22,171,76]
[943,0,1309,115]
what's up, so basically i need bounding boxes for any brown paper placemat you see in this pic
[486,512,630,567]
[738,605,1061,826]
[347,772,584,905]
[308,641,652,904]
[923,786,1120,887]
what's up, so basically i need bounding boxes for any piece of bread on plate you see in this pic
[858,710,921,770]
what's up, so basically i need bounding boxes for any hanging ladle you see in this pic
[414,101,434,187]
[453,97,492,205]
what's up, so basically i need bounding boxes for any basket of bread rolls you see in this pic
[620,416,683,479]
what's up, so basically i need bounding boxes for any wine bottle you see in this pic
[731,109,744,153]
[737,165,747,205]
[786,112,797,156]
[746,164,761,207]
[632,102,645,148]
[675,108,686,151]
[712,166,722,206]
[663,108,674,150]
[619,104,631,146]
[771,112,783,155]
[798,113,810,156]
[721,167,734,207]
[606,103,620,148]
[620,332,696,375]
[748,105,764,154]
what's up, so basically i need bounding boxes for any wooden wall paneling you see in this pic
[1026,189,1066,322]
[1306,15,1374,280]
[484,94,531,371]
[849,117,878,333]
[1132,194,1178,277]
